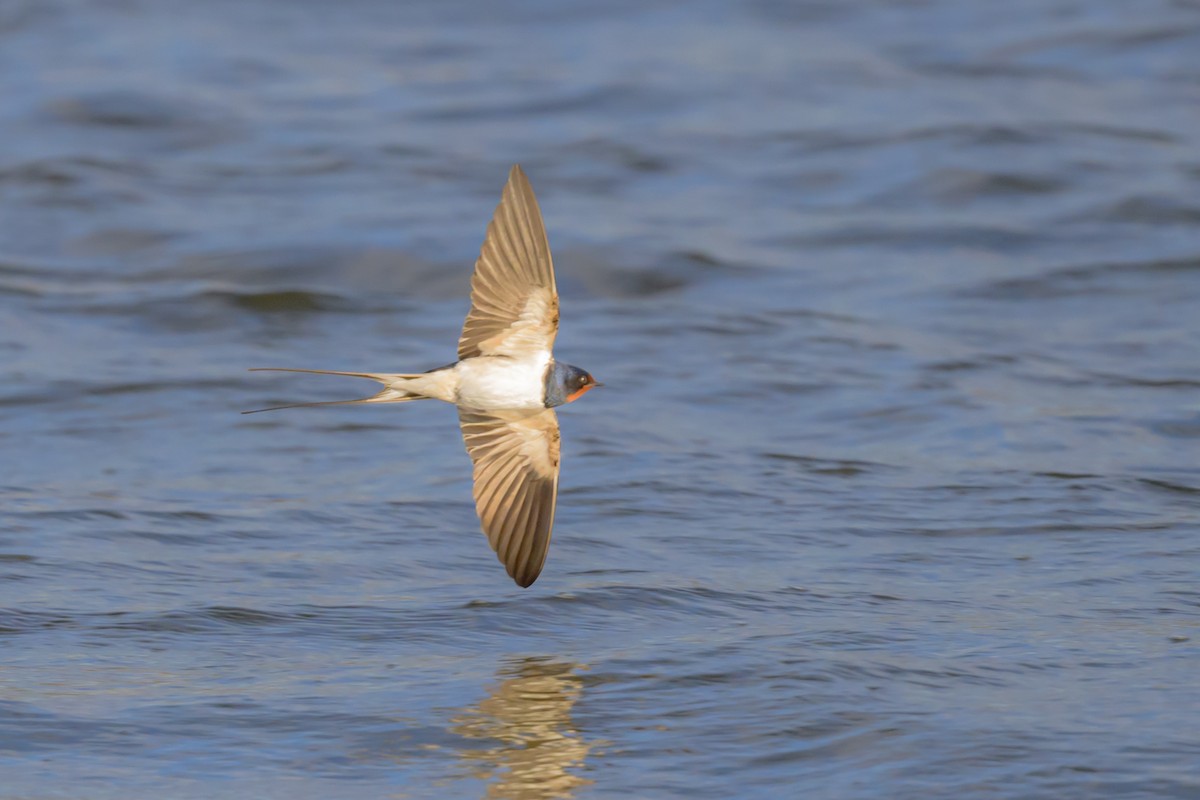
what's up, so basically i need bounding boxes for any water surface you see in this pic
[3,1,1200,797]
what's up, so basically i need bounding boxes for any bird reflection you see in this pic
[450,657,593,799]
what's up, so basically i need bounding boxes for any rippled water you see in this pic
[4,1,1200,797]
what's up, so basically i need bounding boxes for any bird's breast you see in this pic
[454,354,551,412]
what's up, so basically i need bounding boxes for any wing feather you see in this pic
[515,492,545,573]
[458,165,558,360]
[458,409,560,587]
[499,483,537,563]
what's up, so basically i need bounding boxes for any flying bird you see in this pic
[246,165,600,587]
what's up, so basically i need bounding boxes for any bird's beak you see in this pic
[592,381,605,388]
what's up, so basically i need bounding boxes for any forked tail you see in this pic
[243,368,430,414]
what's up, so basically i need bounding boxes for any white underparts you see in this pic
[451,352,551,412]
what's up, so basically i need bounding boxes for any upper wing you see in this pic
[458,165,559,360]
[458,408,560,588]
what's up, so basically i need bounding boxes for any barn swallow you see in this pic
[246,165,600,587]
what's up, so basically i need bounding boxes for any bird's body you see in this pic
[247,166,599,587]
[455,352,552,411]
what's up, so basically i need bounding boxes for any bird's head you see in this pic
[546,362,603,407]
[564,368,602,403]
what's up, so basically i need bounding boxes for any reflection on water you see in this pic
[451,658,592,800]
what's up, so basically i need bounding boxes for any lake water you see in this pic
[3,1,1199,797]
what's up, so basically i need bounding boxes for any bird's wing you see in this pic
[458,408,560,587]
[458,165,559,360]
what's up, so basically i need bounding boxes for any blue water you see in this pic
[3,1,1200,797]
